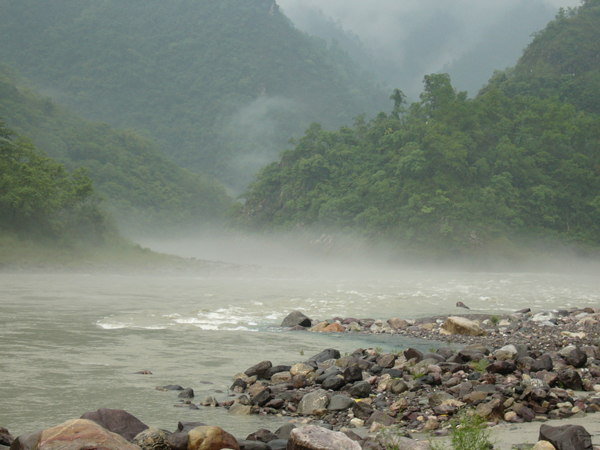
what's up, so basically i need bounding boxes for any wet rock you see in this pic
[281,311,312,328]
[228,401,252,415]
[80,408,149,441]
[298,390,329,415]
[539,424,592,450]
[177,388,194,399]
[159,385,184,391]
[265,439,287,450]
[441,317,486,336]
[456,301,470,309]
[132,428,169,450]
[322,323,345,332]
[188,426,240,450]
[237,440,269,450]
[307,349,341,364]
[287,425,361,450]
[245,361,272,379]
[274,423,296,440]
[250,388,272,407]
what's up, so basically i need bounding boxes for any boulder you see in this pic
[0,428,13,447]
[281,311,312,328]
[343,365,363,383]
[307,349,341,363]
[558,369,583,390]
[322,375,346,391]
[290,363,314,377]
[538,424,592,450]
[245,429,277,443]
[188,426,240,450]
[348,381,372,399]
[322,323,345,332]
[328,395,354,411]
[80,408,148,441]
[132,428,169,450]
[441,317,486,336]
[245,361,272,378]
[178,388,194,399]
[15,419,140,450]
[310,322,330,332]
[387,318,410,329]
[287,425,361,450]
[565,348,588,368]
[274,423,296,440]
[532,442,556,450]
[298,389,329,415]
[228,402,252,415]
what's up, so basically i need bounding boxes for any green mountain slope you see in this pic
[487,0,600,114]
[0,0,387,190]
[233,9,600,257]
[0,64,231,235]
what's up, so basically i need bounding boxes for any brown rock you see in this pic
[387,318,410,329]
[475,398,504,421]
[322,323,345,332]
[80,408,148,441]
[188,426,240,450]
[441,317,486,336]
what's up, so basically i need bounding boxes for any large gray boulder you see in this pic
[281,311,312,328]
[298,390,329,415]
[539,424,592,450]
[287,425,361,450]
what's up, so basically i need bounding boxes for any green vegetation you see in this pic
[0,0,387,190]
[429,414,495,450]
[0,118,106,242]
[0,65,231,234]
[232,2,600,256]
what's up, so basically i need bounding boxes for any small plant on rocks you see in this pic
[429,414,495,450]
[490,315,499,326]
[469,358,490,373]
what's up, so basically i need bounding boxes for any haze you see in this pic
[278,0,581,97]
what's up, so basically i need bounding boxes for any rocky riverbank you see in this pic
[3,307,600,450]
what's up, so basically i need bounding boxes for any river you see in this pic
[1,256,599,439]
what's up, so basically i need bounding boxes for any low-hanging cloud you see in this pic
[278,0,581,97]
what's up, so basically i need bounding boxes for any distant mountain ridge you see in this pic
[0,0,387,190]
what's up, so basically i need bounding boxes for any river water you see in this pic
[1,259,599,439]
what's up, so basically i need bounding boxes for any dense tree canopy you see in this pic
[0,0,387,189]
[0,119,106,241]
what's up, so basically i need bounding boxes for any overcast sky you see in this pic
[277,0,581,97]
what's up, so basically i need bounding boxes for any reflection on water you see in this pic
[1,269,599,437]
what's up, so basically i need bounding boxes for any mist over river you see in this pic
[1,261,600,438]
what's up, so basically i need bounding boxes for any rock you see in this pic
[265,439,287,450]
[275,424,296,440]
[0,428,13,447]
[441,317,486,336]
[18,419,140,450]
[376,353,397,368]
[245,429,277,443]
[228,402,252,415]
[281,311,312,328]
[298,390,329,415]
[532,355,554,372]
[486,360,517,375]
[352,401,374,420]
[328,394,354,411]
[200,396,218,407]
[251,388,272,407]
[493,345,518,361]
[133,428,169,450]
[378,436,430,450]
[310,322,330,332]
[80,408,149,441]
[307,349,341,363]
[287,425,361,450]
[160,385,184,390]
[245,361,272,378]
[344,365,363,383]
[565,348,587,368]
[532,442,556,450]
[557,369,583,390]
[404,348,423,362]
[291,363,315,377]
[539,424,593,450]
[391,379,409,394]
[322,323,345,332]
[475,398,504,421]
[456,301,470,309]
[237,440,269,450]
[271,371,292,384]
[388,318,410,329]
[178,388,194,399]
[322,375,346,391]
[265,365,291,379]
[348,381,372,398]
[188,426,240,450]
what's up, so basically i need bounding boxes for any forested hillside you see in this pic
[0,65,230,234]
[233,1,600,255]
[0,0,387,190]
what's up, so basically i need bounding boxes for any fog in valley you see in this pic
[278,0,580,97]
